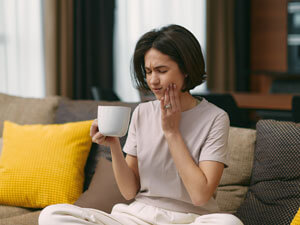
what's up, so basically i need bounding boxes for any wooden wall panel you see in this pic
[251,0,288,72]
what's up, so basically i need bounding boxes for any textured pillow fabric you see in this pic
[291,207,300,225]
[0,137,2,156]
[0,205,38,219]
[75,157,133,213]
[0,120,93,208]
[216,127,256,213]
[235,120,300,225]
[0,210,41,225]
[55,98,139,190]
[0,93,60,137]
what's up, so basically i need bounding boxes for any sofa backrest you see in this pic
[0,93,60,137]
[0,93,258,214]
[216,127,256,213]
[56,98,258,214]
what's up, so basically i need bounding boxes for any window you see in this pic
[0,0,44,98]
[113,0,207,102]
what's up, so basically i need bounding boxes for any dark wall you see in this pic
[234,0,251,92]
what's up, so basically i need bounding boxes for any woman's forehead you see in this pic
[144,48,174,68]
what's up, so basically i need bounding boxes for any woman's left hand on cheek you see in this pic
[160,83,181,135]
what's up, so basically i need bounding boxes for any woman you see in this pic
[39,24,243,225]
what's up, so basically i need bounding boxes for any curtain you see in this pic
[114,0,207,102]
[44,0,115,100]
[44,0,74,98]
[234,0,250,92]
[206,0,235,92]
[73,0,115,100]
[0,0,44,98]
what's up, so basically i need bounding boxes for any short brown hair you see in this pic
[132,24,206,92]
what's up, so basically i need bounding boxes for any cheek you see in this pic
[146,76,153,86]
[174,78,185,90]
[161,71,185,88]
[166,75,183,85]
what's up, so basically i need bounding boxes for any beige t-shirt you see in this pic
[123,98,230,215]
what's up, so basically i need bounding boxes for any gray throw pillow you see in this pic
[216,127,256,213]
[235,120,300,225]
[0,93,60,137]
[74,157,133,212]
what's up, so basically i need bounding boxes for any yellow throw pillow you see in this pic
[291,208,300,225]
[0,120,93,208]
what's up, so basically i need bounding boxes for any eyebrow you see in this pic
[145,65,169,70]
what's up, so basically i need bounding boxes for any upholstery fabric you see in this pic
[75,157,133,213]
[0,93,60,137]
[0,137,2,155]
[55,98,139,190]
[0,210,40,225]
[0,205,35,219]
[0,120,92,208]
[0,205,40,225]
[235,120,300,225]
[216,185,249,214]
[291,207,300,225]
[216,127,256,213]
[55,98,138,123]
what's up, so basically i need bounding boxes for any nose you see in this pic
[149,72,160,85]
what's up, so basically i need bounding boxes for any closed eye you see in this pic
[145,70,152,75]
[158,69,167,73]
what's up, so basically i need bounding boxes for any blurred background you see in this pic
[0,0,246,101]
[0,0,299,106]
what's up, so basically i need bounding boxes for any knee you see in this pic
[39,204,70,225]
[196,213,244,225]
[221,214,244,225]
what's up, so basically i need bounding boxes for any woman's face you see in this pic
[144,48,186,100]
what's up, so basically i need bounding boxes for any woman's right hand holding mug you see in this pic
[90,119,119,147]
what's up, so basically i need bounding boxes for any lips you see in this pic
[152,87,163,93]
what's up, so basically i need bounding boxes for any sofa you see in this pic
[0,92,299,225]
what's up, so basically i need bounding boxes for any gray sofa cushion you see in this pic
[216,127,256,213]
[0,205,40,225]
[55,98,138,123]
[235,120,300,225]
[0,205,35,220]
[0,93,60,137]
[0,210,40,225]
[74,157,133,213]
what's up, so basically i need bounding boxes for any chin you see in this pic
[153,94,160,100]
[151,93,161,100]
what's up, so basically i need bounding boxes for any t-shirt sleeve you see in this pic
[199,111,230,167]
[123,105,139,156]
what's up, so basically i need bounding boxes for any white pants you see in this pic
[39,201,244,225]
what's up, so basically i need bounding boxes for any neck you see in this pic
[179,92,197,112]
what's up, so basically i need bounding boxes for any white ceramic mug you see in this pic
[97,106,131,137]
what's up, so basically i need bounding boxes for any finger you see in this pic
[164,86,171,109]
[169,84,176,111]
[97,135,106,144]
[173,84,181,110]
[92,132,104,143]
[160,97,166,116]
[90,119,99,137]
